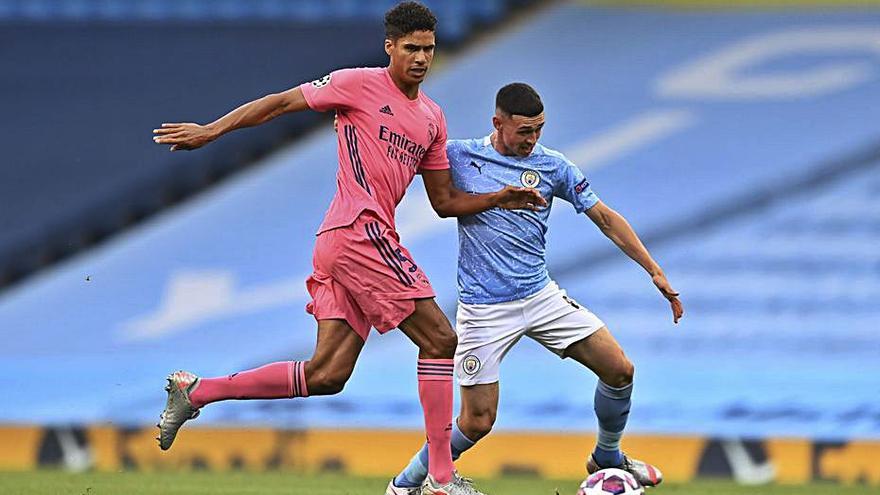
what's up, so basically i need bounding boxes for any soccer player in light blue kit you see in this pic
[387,83,684,494]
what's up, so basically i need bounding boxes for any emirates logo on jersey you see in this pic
[379,125,427,171]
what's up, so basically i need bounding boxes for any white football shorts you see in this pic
[454,280,605,386]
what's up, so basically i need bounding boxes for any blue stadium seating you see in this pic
[0,0,519,41]
[0,21,387,284]
[0,3,878,439]
[0,1,531,286]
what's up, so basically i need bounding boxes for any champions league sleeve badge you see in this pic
[310,74,331,88]
[521,170,541,188]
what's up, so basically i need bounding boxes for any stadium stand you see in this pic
[0,4,878,484]
[0,0,534,287]
[0,0,530,41]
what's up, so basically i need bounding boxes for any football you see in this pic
[577,468,645,495]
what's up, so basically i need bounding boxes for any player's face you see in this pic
[385,30,436,86]
[493,112,545,157]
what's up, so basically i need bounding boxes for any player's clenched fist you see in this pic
[493,185,547,211]
[152,123,217,151]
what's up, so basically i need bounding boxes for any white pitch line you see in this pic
[564,109,697,172]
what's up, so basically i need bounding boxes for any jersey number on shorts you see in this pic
[394,249,419,273]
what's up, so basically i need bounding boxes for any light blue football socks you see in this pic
[592,380,633,467]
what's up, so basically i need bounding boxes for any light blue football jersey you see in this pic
[448,136,600,304]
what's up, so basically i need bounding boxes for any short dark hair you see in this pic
[496,83,544,118]
[385,1,437,41]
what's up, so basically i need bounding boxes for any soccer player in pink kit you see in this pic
[151,3,543,494]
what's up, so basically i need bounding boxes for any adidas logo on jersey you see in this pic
[379,105,394,116]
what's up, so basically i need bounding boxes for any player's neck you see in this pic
[490,132,516,157]
[386,67,420,100]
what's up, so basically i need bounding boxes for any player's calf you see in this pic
[458,406,496,442]
[304,363,352,395]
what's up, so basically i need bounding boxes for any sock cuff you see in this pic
[292,361,309,398]
[452,418,476,448]
[597,380,633,400]
[417,359,454,381]
[286,361,294,398]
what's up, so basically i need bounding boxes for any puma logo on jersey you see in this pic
[470,161,484,174]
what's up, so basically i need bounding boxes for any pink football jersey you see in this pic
[300,67,449,234]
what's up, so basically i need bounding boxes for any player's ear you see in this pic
[384,39,393,56]
[492,114,503,132]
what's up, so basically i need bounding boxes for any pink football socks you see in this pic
[417,358,455,484]
[189,361,308,408]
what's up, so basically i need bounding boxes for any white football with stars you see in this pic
[577,468,644,495]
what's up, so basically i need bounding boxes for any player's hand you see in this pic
[152,123,216,151]
[494,185,547,211]
[652,272,683,324]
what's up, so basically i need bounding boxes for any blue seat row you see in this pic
[0,0,513,40]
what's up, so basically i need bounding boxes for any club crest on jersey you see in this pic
[427,121,438,142]
[462,355,481,375]
[310,74,331,88]
[521,170,541,188]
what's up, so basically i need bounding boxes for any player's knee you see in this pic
[419,324,457,358]
[605,359,634,388]
[308,368,350,395]
[460,410,496,441]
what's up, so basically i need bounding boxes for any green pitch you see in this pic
[1,471,878,495]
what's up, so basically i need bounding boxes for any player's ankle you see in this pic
[593,446,623,467]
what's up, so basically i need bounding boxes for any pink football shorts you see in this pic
[305,211,435,340]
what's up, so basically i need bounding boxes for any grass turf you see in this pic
[1,471,879,495]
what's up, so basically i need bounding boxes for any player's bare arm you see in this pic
[421,168,547,218]
[586,200,684,323]
[152,86,310,151]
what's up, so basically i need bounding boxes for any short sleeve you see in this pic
[445,139,464,167]
[299,68,363,112]
[419,110,450,172]
[554,155,599,213]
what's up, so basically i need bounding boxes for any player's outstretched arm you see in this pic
[152,87,310,151]
[586,200,684,323]
[421,169,547,218]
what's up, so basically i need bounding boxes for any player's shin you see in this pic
[189,361,309,408]
[592,380,633,467]
[416,359,455,484]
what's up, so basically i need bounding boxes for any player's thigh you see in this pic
[455,300,526,387]
[563,327,634,387]
[525,283,605,358]
[307,318,365,385]
[397,297,457,359]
